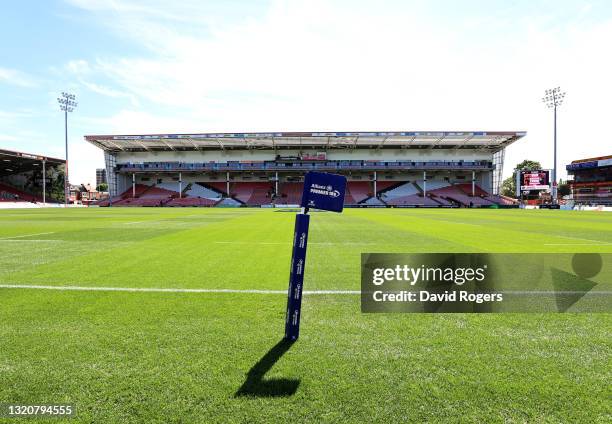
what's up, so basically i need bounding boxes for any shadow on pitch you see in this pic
[235,339,299,397]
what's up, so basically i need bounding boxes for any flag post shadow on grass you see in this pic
[235,339,299,397]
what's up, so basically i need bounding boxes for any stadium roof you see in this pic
[570,154,611,164]
[0,148,64,177]
[566,154,611,172]
[85,131,526,153]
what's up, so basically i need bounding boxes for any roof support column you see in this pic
[179,172,182,198]
[472,171,475,197]
[132,173,136,198]
[42,159,46,205]
[423,171,427,197]
[226,172,230,197]
[373,171,377,197]
[275,171,279,198]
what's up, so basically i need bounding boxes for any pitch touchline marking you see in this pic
[0,284,360,294]
[498,290,612,295]
[0,232,55,240]
[215,241,301,245]
[0,239,63,243]
[1,284,610,296]
[556,235,611,244]
[214,241,377,245]
[543,243,612,246]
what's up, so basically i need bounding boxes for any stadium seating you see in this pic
[385,194,442,206]
[355,181,401,205]
[380,182,420,200]
[421,180,451,192]
[454,183,489,197]
[361,196,386,206]
[231,182,274,205]
[98,182,235,207]
[97,179,507,208]
[119,184,150,199]
[114,197,171,207]
[453,183,514,206]
[185,183,222,199]
[343,192,356,205]
[217,198,242,206]
[118,159,493,173]
[205,182,229,196]
[139,185,179,199]
[0,182,40,202]
[426,185,495,206]
[166,197,218,207]
[155,182,184,194]
[99,184,176,207]
[375,181,400,194]
[277,183,302,205]
[346,182,371,204]
[486,194,517,205]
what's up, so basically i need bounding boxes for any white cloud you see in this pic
[0,110,36,120]
[65,0,612,181]
[65,59,91,75]
[0,67,37,87]
[80,109,200,133]
[0,134,18,142]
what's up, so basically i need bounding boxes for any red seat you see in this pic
[0,182,40,202]
[166,197,218,207]
[232,182,274,205]
[346,181,371,204]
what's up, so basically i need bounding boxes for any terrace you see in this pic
[116,159,493,173]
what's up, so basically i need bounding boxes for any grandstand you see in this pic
[566,155,611,205]
[0,148,65,208]
[84,131,525,207]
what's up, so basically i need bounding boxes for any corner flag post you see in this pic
[284,171,347,341]
[284,209,310,341]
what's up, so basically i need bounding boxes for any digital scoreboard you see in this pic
[519,170,550,191]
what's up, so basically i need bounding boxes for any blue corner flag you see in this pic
[285,172,347,341]
[300,171,347,213]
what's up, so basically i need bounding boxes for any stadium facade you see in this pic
[85,131,525,207]
[566,155,611,205]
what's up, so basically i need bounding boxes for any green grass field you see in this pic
[0,208,610,423]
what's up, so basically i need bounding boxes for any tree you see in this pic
[49,165,66,202]
[557,179,571,197]
[514,160,543,172]
[502,160,543,198]
[501,176,515,197]
[97,183,108,192]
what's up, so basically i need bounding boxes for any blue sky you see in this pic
[1,0,611,184]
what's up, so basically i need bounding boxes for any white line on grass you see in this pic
[555,235,611,244]
[215,241,284,245]
[0,284,360,295]
[543,243,612,246]
[0,232,55,240]
[0,284,610,296]
[214,241,377,245]
[498,290,612,295]
[0,239,63,243]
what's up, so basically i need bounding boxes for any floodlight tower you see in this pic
[57,92,77,207]
[542,87,566,204]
